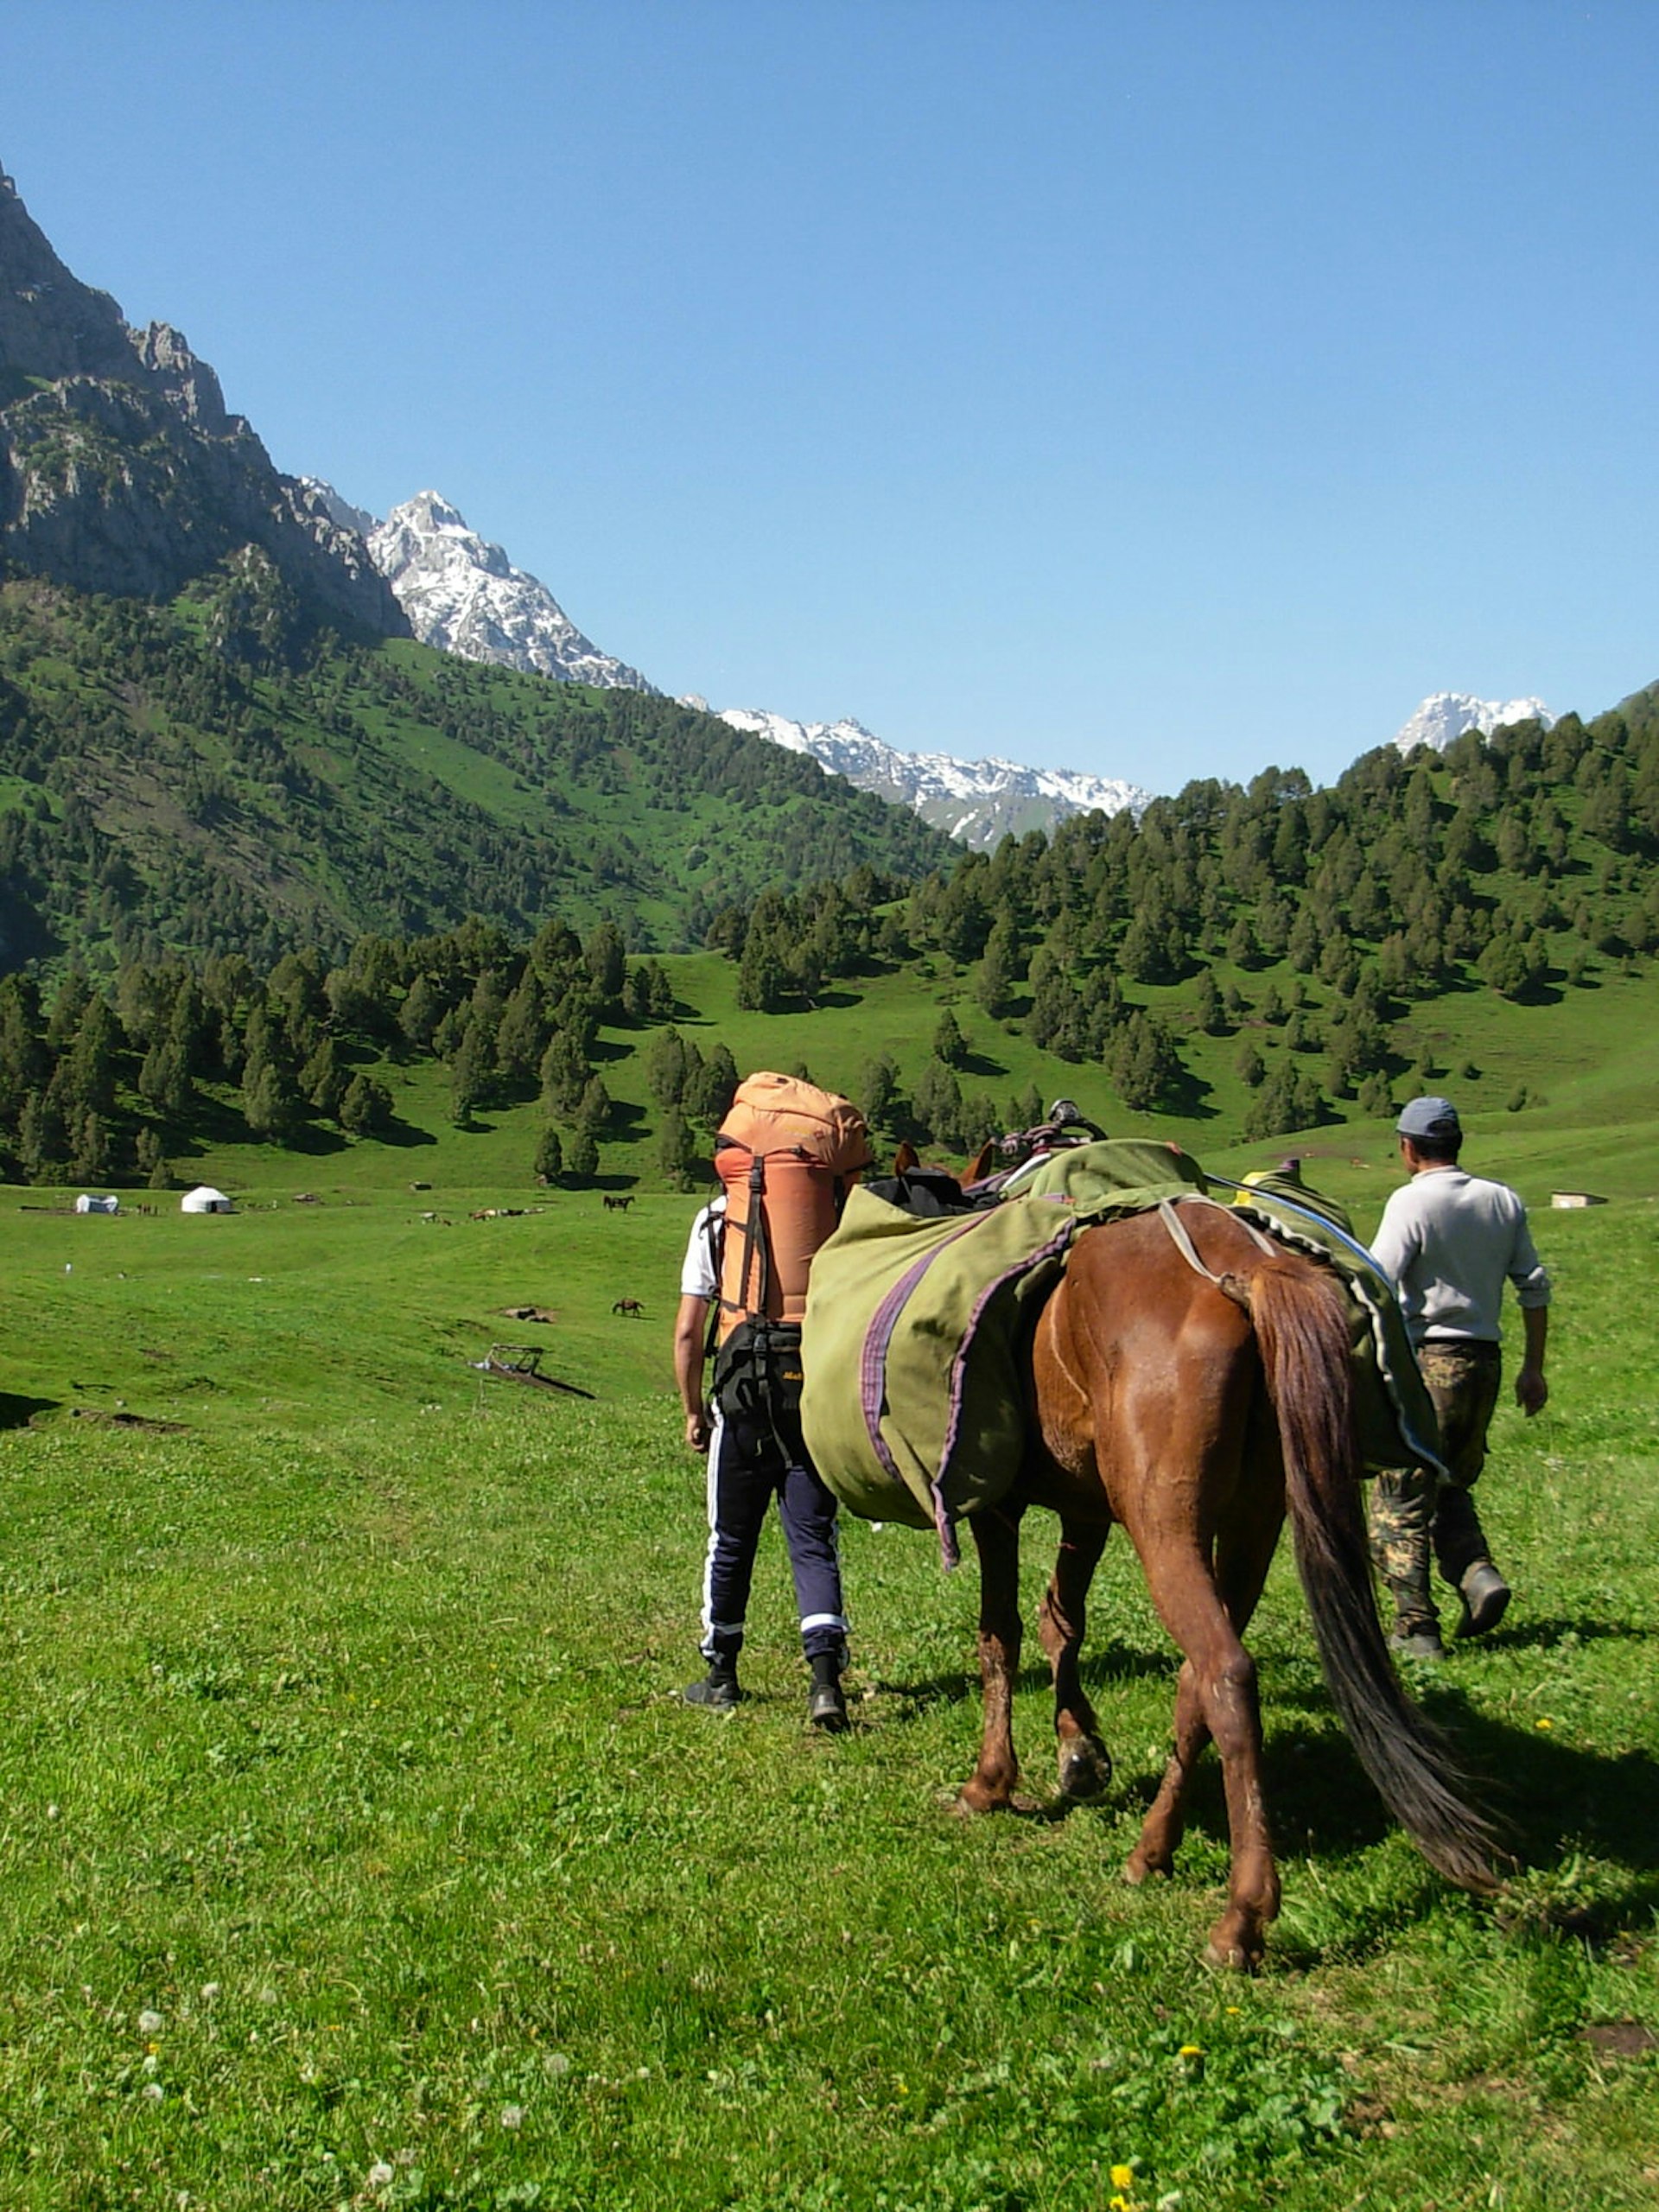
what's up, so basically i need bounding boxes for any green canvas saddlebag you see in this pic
[801,1139,1441,1569]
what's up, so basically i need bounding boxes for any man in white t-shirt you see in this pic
[1368,1096,1551,1660]
[671,1194,849,1726]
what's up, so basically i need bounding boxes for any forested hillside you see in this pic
[0,575,953,971]
[3,677,1657,1190]
[700,694,1659,1144]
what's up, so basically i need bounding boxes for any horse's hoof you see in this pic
[953,1783,1012,1817]
[1122,1849,1169,1887]
[1058,1740,1113,1802]
[1204,1929,1263,1974]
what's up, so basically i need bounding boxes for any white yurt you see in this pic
[180,1185,233,1214]
[74,1193,120,1214]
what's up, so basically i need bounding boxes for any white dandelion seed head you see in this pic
[543,2050,570,2076]
[137,2009,163,2035]
[143,2081,164,2101]
[499,2104,524,2129]
[200,1983,220,2001]
[366,2161,395,2190]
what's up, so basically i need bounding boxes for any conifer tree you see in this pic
[687,1042,739,1128]
[400,973,446,1051]
[932,1008,969,1068]
[533,1123,564,1184]
[244,1059,302,1143]
[448,1017,493,1126]
[340,1073,392,1137]
[657,1107,696,1190]
[539,1030,591,1117]
[575,1076,612,1137]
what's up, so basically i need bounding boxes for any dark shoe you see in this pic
[1389,1624,1446,1662]
[807,1654,849,1732]
[1456,1562,1510,1638]
[683,1662,740,1710]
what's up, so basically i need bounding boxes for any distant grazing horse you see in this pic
[611,1297,645,1317]
[962,1201,1500,1968]
[603,1194,636,1212]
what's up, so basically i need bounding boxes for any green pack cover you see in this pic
[800,1185,1076,1544]
[800,1140,1441,1563]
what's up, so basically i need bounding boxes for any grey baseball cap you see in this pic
[1396,1096,1461,1140]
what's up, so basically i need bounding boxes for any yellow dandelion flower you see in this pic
[1179,2043,1203,2058]
[1535,1717,1554,1731]
[1110,2166,1135,2190]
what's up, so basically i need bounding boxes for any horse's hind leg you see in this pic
[1126,1656,1209,1885]
[1039,1517,1113,1802]
[1126,1508,1284,1970]
[958,1505,1026,1813]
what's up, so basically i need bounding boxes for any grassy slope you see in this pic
[0,588,954,960]
[3,812,1658,2204]
[96,943,1659,1239]
[0,1193,1654,2209]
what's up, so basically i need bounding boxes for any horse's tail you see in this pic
[1241,1254,1504,1891]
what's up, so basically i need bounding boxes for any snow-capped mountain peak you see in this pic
[1391,691,1554,755]
[302,483,657,692]
[317,481,1148,844]
[718,708,1150,847]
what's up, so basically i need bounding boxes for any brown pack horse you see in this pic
[963,1199,1502,1969]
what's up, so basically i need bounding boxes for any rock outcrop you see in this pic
[0,164,406,639]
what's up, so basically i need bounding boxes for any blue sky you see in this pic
[6,1,1658,791]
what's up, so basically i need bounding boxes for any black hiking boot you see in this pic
[683,1658,741,1711]
[807,1652,849,1732]
[1456,1561,1510,1639]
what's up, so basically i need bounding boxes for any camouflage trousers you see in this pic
[1370,1339,1503,1633]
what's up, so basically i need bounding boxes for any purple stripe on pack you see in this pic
[859,1215,988,1484]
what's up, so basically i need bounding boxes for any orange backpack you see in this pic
[713,1073,871,1342]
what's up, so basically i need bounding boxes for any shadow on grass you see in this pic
[1261,1670,1659,1949]
[275,1122,349,1156]
[372,1117,438,1148]
[958,1048,1008,1081]
[1471,1611,1658,1655]
[0,1392,59,1429]
[878,1638,1175,1719]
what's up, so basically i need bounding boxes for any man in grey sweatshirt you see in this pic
[1368,1096,1552,1659]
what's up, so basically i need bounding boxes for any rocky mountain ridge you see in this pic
[709,706,1151,844]
[0,165,404,638]
[330,479,1154,844]
[315,486,655,690]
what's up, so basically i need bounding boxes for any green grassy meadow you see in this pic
[2,1052,1657,2209]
